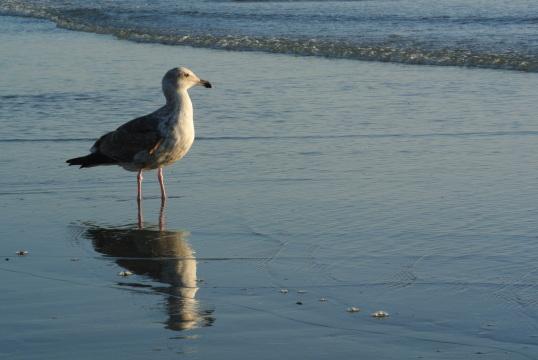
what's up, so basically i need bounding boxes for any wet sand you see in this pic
[2,16,538,359]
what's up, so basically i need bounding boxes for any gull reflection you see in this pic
[83,206,214,331]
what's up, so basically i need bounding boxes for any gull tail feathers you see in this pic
[66,153,117,168]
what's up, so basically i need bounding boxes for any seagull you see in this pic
[67,67,211,202]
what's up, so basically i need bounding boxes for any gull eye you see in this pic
[184,73,190,78]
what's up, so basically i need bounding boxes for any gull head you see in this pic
[162,67,212,95]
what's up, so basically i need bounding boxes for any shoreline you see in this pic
[1,11,536,74]
[2,14,538,360]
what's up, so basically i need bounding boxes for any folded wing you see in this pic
[94,114,163,163]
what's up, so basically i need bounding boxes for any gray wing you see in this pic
[92,113,163,163]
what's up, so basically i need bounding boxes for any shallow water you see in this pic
[2,16,538,359]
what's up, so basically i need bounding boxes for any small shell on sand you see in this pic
[297,290,307,294]
[279,288,289,294]
[16,250,28,256]
[118,271,133,277]
[346,307,360,313]
[371,310,389,318]
[319,298,328,302]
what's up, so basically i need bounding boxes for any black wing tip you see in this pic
[66,153,116,168]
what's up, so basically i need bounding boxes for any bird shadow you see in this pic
[81,203,215,331]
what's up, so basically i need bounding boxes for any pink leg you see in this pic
[159,200,166,231]
[137,169,143,202]
[137,197,144,229]
[157,168,167,201]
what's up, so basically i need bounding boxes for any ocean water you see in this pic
[1,12,538,360]
[0,0,537,72]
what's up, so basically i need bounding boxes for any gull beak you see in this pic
[199,79,212,88]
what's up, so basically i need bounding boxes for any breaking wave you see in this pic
[1,1,536,72]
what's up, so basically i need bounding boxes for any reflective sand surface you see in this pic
[2,16,538,359]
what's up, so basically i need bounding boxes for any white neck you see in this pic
[172,89,195,142]
[178,88,193,124]
[163,88,192,122]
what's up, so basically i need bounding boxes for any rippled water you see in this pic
[1,0,537,71]
[2,15,538,359]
